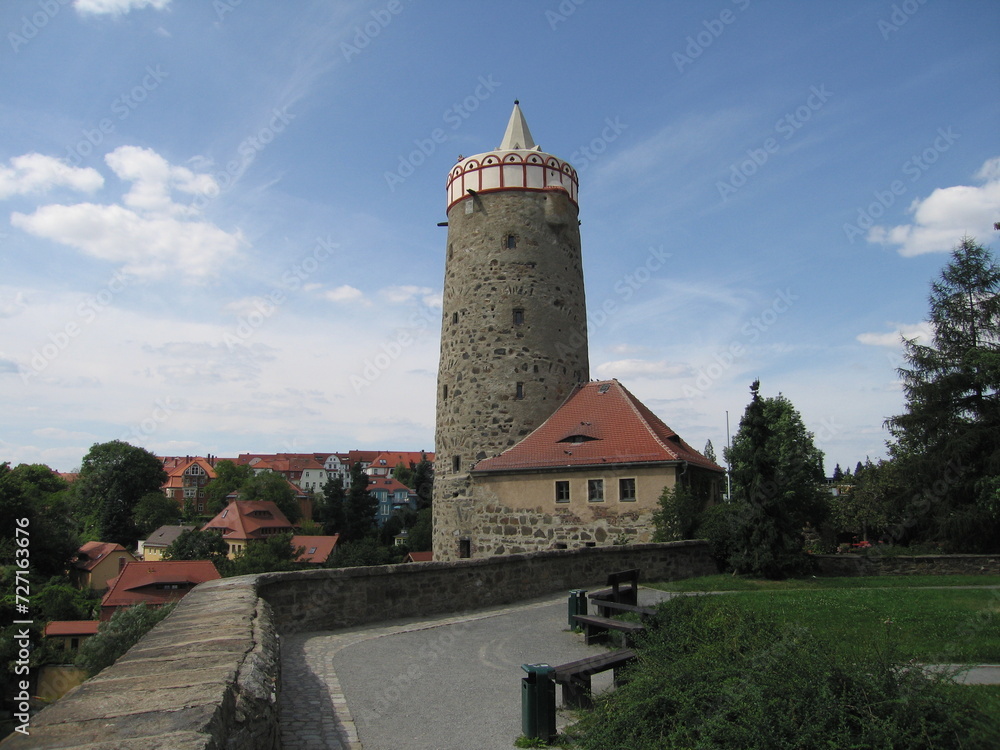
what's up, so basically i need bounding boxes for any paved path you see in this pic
[279,587,1000,749]
[278,588,673,749]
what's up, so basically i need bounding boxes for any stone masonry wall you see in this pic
[2,576,279,750]
[6,543,713,748]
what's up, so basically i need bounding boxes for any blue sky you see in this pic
[1,0,998,474]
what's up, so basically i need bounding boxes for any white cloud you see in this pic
[0,153,103,199]
[867,156,1000,256]
[595,358,691,380]
[74,0,171,16]
[11,202,242,281]
[324,285,366,304]
[380,285,440,307]
[105,146,216,218]
[9,146,242,282]
[857,322,933,348]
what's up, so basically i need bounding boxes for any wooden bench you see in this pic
[588,568,640,610]
[589,598,657,620]
[573,613,646,646]
[553,648,636,708]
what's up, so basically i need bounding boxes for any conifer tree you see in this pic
[886,237,1000,550]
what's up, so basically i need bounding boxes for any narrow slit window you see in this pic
[515,382,524,400]
[513,308,524,326]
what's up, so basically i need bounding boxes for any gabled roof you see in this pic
[368,451,435,469]
[44,620,100,637]
[102,561,220,610]
[72,542,133,572]
[368,476,413,495]
[405,551,434,563]
[201,500,293,541]
[291,535,339,564]
[143,525,196,549]
[473,380,725,474]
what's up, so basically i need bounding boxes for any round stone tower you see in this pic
[432,102,590,560]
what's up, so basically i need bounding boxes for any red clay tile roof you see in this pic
[405,551,434,563]
[101,560,220,610]
[473,380,725,474]
[291,535,339,563]
[72,542,131,572]
[368,451,435,469]
[201,500,293,541]
[44,620,100,637]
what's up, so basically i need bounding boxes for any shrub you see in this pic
[75,602,175,676]
[570,596,998,749]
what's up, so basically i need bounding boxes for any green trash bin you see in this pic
[568,589,588,627]
[521,663,556,741]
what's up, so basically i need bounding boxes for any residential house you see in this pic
[202,500,295,558]
[364,451,434,478]
[139,524,196,561]
[70,542,136,592]
[291,534,339,564]
[404,551,434,563]
[368,476,417,527]
[43,620,99,654]
[463,379,725,556]
[160,456,218,514]
[100,560,220,621]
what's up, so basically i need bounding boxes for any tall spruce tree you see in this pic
[344,461,377,541]
[885,237,1000,551]
[725,381,824,577]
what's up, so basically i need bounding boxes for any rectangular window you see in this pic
[513,308,524,326]
[555,480,570,503]
[452,455,461,473]
[588,479,604,502]
[506,234,517,249]
[619,477,636,502]
[459,539,471,558]
[516,382,524,400]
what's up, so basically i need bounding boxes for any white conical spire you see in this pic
[498,100,539,150]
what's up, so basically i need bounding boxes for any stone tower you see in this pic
[432,102,590,561]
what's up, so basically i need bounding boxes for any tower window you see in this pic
[588,479,604,502]
[515,382,524,400]
[619,478,636,502]
[452,455,461,473]
[555,480,570,503]
[513,308,524,326]
[505,234,517,249]
[452,311,459,324]
[459,539,471,558]
[443,384,448,400]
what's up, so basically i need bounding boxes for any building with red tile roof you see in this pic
[70,542,137,592]
[365,451,435,477]
[160,456,218,514]
[291,534,339,564]
[202,500,294,558]
[99,560,220,621]
[458,380,724,556]
[404,551,434,563]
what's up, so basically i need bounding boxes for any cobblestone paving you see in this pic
[279,598,568,749]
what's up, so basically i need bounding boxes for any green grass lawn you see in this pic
[647,575,1000,663]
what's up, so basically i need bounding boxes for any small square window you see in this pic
[619,478,636,502]
[555,480,570,503]
[588,479,604,502]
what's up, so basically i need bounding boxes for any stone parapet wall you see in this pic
[814,553,1000,577]
[2,577,278,750]
[6,543,715,749]
[258,541,718,633]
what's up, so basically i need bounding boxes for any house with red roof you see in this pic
[365,451,435,478]
[43,620,100,653]
[368,476,418,527]
[465,379,725,555]
[99,560,220,621]
[291,534,339,564]
[202,499,295,558]
[160,456,218,514]
[70,542,137,592]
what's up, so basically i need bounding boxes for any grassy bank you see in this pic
[647,575,1000,663]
